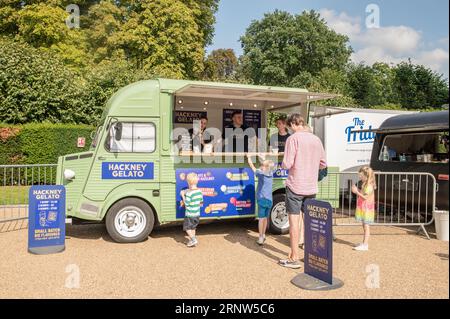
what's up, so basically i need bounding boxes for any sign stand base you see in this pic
[28,245,65,255]
[291,273,344,291]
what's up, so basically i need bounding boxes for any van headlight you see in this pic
[64,169,75,180]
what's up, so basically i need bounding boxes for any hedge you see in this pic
[0,123,94,165]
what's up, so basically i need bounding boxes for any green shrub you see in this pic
[0,38,89,124]
[0,123,94,165]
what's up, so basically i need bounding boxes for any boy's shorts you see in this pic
[183,216,200,231]
[257,198,273,218]
[285,187,315,215]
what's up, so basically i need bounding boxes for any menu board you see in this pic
[222,109,261,137]
[175,168,255,218]
[243,110,261,136]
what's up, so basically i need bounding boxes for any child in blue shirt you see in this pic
[247,154,276,245]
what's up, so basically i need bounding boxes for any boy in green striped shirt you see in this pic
[180,172,203,247]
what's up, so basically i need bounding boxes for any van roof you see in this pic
[378,110,449,133]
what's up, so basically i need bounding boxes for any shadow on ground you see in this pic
[0,220,28,233]
[435,253,449,260]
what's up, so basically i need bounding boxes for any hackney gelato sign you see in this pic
[102,162,154,179]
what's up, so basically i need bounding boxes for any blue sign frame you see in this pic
[303,199,333,284]
[175,168,255,219]
[28,185,66,254]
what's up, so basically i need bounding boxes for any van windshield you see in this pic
[379,131,449,163]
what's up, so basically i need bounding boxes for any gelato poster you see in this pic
[175,168,255,218]
[303,199,333,284]
[28,185,66,254]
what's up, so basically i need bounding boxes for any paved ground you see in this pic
[0,219,448,298]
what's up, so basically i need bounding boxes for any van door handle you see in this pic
[98,156,106,160]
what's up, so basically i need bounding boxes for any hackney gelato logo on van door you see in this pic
[102,162,154,179]
[345,117,377,144]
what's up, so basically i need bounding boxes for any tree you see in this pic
[308,68,357,107]
[239,10,352,87]
[0,1,89,71]
[181,0,220,47]
[203,49,239,81]
[115,0,205,79]
[347,62,396,107]
[83,0,125,63]
[0,38,86,124]
[81,58,150,123]
[393,61,449,110]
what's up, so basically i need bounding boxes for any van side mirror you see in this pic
[114,122,123,141]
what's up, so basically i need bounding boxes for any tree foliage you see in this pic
[392,61,449,110]
[0,37,149,124]
[237,9,448,110]
[0,0,219,76]
[240,10,352,87]
[116,0,205,78]
[0,38,86,124]
[0,2,448,128]
[203,49,239,81]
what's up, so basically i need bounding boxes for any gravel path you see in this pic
[0,220,448,298]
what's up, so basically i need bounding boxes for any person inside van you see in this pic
[189,116,212,152]
[270,117,290,153]
[222,110,256,153]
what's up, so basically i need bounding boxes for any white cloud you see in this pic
[359,26,421,55]
[351,47,403,66]
[320,8,449,78]
[319,8,361,38]
[416,48,449,75]
[439,37,449,49]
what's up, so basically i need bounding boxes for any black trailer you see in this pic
[370,110,449,216]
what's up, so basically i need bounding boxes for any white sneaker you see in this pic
[256,236,265,245]
[187,238,198,247]
[353,244,369,251]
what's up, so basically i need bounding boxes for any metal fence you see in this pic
[0,164,439,239]
[318,171,437,239]
[0,164,57,225]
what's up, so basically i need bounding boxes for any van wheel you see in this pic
[269,193,289,235]
[105,198,155,243]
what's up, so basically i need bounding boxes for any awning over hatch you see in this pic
[174,83,339,110]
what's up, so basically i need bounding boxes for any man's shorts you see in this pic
[257,198,273,218]
[183,216,200,231]
[285,187,315,215]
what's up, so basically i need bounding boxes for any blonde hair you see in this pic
[186,172,199,186]
[262,160,275,170]
[358,166,376,190]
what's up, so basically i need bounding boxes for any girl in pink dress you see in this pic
[351,166,376,251]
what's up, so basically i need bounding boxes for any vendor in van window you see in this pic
[189,116,212,151]
[270,116,290,153]
[222,110,255,153]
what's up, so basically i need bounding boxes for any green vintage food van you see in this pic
[56,78,339,243]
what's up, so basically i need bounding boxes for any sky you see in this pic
[206,0,449,79]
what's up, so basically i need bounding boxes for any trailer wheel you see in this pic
[105,198,155,243]
[269,193,289,235]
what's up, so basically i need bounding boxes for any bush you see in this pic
[0,37,89,124]
[0,123,94,165]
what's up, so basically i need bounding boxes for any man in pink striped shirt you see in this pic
[279,114,327,269]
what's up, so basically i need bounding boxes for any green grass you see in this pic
[0,186,30,205]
